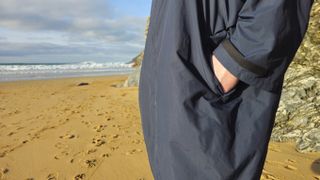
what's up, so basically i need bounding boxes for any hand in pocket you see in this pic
[211,54,239,94]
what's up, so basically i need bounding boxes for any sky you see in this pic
[0,0,152,63]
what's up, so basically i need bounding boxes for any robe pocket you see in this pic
[212,71,237,96]
[212,71,242,103]
[207,54,243,103]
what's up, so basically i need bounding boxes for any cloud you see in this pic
[0,36,7,41]
[0,0,149,63]
[0,41,142,63]
[0,0,113,30]
[0,42,91,56]
[0,41,140,56]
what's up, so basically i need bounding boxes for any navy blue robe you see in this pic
[138,0,314,179]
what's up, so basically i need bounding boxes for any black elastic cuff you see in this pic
[220,39,267,76]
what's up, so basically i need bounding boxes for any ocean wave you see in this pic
[0,61,134,72]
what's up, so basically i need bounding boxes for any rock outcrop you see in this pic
[119,17,149,88]
[271,0,320,153]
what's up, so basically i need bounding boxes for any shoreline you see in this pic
[0,72,132,84]
[0,73,130,85]
[0,75,319,179]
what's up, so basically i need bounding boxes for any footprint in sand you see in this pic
[137,178,147,180]
[0,168,9,178]
[110,146,120,152]
[58,118,70,124]
[268,145,281,152]
[93,124,107,132]
[112,134,120,139]
[131,139,142,144]
[106,117,113,121]
[74,173,86,180]
[101,153,111,158]
[7,110,20,115]
[92,137,106,147]
[59,133,77,139]
[0,152,6,158]
[7,131,16,136]
[81,120,91,127]
[61,150,70,156]
[54,142,64,149]
[69,158,75,163]
[54,155,60,160]
[269,148,281,152]
[261,174,280,180]
[261,169,280,180]
[266,159,298,171]
[286,159,296,163]
[111,124,121,130]
[63,108,71,112]
[265,174,280,180]
[71,110,80,114]
[284,164,297,171]
[86,148,97,154]
[47,173,58,180]
[123,130,130,134]
[125,149,143,155]
[314,176,320,180]
[0,123,6,129]
[118,125,131,131]
[96,113,104,116]
[85,159,97,168]
[54,150,70,160]
[54,142,70,158]
[107,134,121,144]
[16,126,24,130]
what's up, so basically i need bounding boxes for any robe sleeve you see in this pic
[212,0,314,90]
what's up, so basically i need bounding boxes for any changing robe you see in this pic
[138,0,314,179]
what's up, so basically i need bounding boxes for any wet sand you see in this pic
[0,75,319,179]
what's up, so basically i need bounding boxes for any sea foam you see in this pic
[0,61,135,81]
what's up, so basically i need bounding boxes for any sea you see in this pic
[0,61,135,82]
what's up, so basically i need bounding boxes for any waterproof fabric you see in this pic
[138,0,314,179]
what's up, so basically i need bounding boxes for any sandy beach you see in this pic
[0,75,319,180]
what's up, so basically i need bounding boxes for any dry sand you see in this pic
[0,75,319,180]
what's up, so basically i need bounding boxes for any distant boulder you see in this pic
[78,82,89,86]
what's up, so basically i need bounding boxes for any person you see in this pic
[138,0,314,179]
